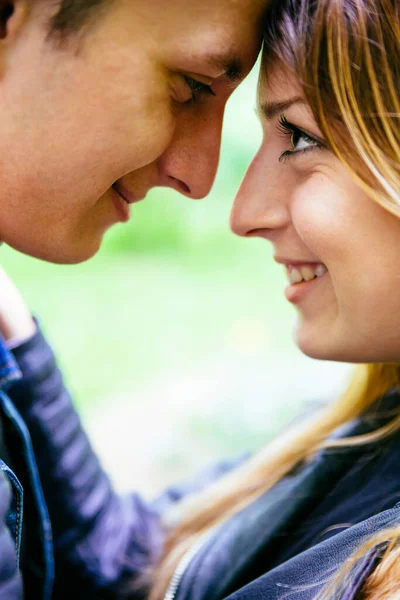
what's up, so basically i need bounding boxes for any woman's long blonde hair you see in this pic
[148,1,400,598]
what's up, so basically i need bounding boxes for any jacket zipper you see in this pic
[163,529,215,600]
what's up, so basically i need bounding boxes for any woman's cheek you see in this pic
[291,174,349,262]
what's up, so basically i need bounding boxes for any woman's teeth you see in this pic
[287,264,327,285]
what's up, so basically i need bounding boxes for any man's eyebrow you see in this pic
[258,97,307,120]
[206,54,245,83]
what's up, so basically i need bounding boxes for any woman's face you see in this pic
[231,65,400,364]
[0,0,263,263]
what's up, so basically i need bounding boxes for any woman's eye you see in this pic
[183,76,216,105]
[278,115,322,162]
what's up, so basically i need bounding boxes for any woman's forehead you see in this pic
[258,63,303,104]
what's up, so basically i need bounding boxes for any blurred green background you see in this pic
[1,66,350,495]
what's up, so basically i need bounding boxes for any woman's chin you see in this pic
[294,321,340,362]
[294,324,361,364]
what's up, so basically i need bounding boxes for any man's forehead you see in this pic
[186,20,263,80]
[198,2,264,77]
[164,0,265,18]
[161,0,263,80]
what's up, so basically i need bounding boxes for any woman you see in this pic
[3,0,400,598]
[143,0,400,597]
[148,1,400,598]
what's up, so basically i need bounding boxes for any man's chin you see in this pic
[4,236,102,265]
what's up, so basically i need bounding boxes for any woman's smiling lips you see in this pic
[274,257,328,305]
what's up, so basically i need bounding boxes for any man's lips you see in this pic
[112,183,143,205]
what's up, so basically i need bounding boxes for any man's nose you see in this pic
[157,106,224,200]
[230,149,290,238]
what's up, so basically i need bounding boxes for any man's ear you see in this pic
[0,1,28,41]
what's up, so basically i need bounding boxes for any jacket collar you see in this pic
[176,399,400,600]
[0,334,21,390]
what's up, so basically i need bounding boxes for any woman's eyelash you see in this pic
[277,115,315,144]
[277,115,323,162]
[184,76,216,104]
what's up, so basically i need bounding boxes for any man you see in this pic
[0,0,265,597]
[1,0,263,264]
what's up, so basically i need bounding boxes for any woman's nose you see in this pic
[230,150,291,238]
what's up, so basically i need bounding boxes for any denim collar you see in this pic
[0,334,21,390]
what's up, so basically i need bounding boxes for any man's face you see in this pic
[0,0,263,263]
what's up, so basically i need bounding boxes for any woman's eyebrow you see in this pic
[258,97,307,121]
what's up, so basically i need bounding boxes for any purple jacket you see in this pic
[0,327,239,599]
[1,326,400,599]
